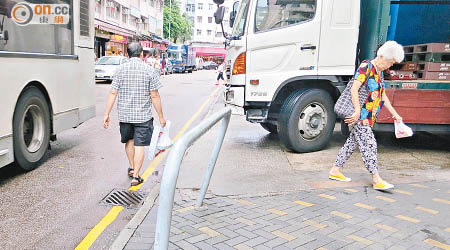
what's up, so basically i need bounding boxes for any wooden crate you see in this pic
[416,71,450,80]
[412,53,450,62]
[391,62,417,71]
[417,62,450,72]
[413,43,450,53]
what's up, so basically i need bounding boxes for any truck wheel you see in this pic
[278,89,335,152]
[13,86,51,171]
[260,123,278,133]
[341,120,350,137]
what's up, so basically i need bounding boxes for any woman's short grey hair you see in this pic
[127,42,143,58]
[377,41,404,63]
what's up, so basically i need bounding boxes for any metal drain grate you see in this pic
[102,189,147,208]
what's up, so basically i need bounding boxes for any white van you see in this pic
[195,57,204,71]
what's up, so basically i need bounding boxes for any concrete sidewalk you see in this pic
[111,97,450,250]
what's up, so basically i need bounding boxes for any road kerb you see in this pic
[110,183,161,250]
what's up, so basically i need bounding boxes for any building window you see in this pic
[151,0,155,7]
[197,16,202,23]
[106,0,119,20]
[198,3,203,10]
[190,16,194,24]
[216,31,223,37]
[122,7,129,24]
[208,17,212,23]
[209,4,213,10]
[197,29,202,35]
[95,0,102,14]
[186,4,195,12]
[207,30,212,36]
[130,17,138,27]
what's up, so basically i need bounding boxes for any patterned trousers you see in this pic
[334,123,379,174]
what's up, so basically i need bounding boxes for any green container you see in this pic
[358,0,391,62]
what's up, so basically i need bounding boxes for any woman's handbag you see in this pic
[334,62,372,118]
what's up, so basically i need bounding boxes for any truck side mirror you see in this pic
[214,6,225,24]
[213,0,225,5]
[229,11,236,27]
[230,1,239,27]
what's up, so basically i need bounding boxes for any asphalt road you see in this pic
[0,69,220,250]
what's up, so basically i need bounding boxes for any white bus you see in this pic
[0,0,95,170]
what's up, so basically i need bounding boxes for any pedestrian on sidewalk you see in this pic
[329,41,404,190]
[216,62,225,85]
[103,42,166,186]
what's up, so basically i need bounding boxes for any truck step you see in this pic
[416,71,450,80]
[417,62,450,72]
[405,52,450,62]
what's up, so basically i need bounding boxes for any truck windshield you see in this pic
[231,0,250,37]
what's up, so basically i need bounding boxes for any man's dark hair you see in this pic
[127,42,143,58]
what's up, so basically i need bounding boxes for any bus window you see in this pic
[0,0,73,55]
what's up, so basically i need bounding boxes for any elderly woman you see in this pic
[329,41,404,190]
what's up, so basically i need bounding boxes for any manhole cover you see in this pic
[102,189,147,208]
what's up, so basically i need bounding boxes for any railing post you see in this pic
[153,142,186,250]
[196,113,231,207]
[153,107,231,250]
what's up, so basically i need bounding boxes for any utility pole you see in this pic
[168,0,172,41]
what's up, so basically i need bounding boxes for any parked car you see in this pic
[203,61,218,70]
[95,56,127,82]
[161,59,173,75]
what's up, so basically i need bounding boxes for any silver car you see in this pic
[95,56,127,82]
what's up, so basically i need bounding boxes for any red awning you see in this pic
[195,47,226,57]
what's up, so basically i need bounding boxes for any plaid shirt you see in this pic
[111,57,162,123]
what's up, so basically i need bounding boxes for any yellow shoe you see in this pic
[329,173,351,182]
[373,180,394,190]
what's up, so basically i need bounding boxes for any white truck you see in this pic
[213,0,450,153]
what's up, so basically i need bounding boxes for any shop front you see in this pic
[94,19,135,57]
[95,28,110,59]
[106,34,127,56]
[194,46,226,63]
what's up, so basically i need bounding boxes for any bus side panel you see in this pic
[72,0,96,126]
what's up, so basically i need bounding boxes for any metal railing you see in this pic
[154,107,232,250]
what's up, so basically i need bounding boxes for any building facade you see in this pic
[94,0,167,58]
[184,0,234,44]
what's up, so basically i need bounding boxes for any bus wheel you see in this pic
[278,89,335,153]
[260,122,277,133]
[13,86,51,171]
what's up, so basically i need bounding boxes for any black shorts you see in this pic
[119,119,154,146]
[217,72,224,80]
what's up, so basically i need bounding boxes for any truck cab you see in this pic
[214,0,450,153]
[167,44,196,73]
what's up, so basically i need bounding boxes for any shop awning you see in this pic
[95,19,136,37]
[195,47,226,57]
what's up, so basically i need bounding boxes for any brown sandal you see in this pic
[127,168,134,178]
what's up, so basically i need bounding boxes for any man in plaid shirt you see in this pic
[103,42,166,186]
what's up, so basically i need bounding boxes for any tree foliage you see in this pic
[163,0,193,43]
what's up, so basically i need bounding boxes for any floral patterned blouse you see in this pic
[353,60,385,127]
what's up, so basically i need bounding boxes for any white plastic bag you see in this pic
[148,120,173,160]
[394,120,413,139]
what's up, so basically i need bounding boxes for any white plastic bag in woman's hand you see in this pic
[148,120,173,160]
[394,120,413,138]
